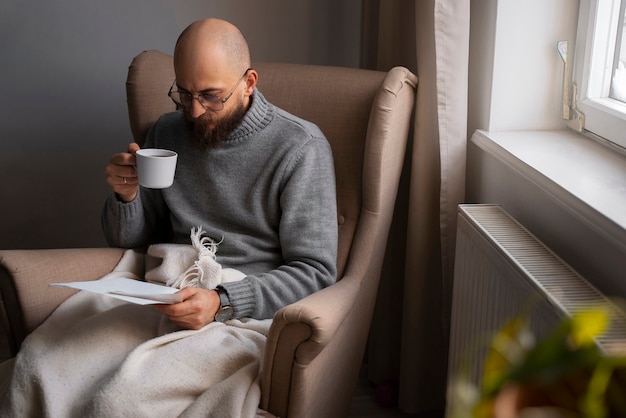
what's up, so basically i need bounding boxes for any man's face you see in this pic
[184,94,247,149]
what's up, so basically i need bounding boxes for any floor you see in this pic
[348,373,414,417]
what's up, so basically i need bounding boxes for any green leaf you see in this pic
[481,316,530,396]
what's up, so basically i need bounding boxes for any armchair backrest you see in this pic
[126,51,416,279]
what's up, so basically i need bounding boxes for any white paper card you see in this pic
[50,277,183,305]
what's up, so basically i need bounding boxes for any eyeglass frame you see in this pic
[168,68,252,112]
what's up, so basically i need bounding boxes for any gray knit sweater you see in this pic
[102,90,338,319]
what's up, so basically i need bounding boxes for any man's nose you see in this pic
[189,98,207,118]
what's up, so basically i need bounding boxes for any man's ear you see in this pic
[243,69,258,95]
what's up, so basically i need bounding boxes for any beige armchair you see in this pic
[0,50,416,418]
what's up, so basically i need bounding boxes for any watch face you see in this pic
[215,306,234,322]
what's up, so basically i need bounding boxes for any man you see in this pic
[0,18,337,416]
[103,17,338,329]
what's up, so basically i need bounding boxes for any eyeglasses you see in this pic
[168,69,251,112]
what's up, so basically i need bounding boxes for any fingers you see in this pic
[153,288,220,330]
[105,143,140,202]
[127,142,141,154]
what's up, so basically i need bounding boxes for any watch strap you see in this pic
[216,287,230,308]
[214,287,234,322]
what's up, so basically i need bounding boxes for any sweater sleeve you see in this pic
[221,137,338,319]
[101,192,147,248]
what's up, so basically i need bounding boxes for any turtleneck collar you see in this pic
[223,88,274,145]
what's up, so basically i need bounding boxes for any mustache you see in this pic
[187,111,216,133]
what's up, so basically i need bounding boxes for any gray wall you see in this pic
[0,0,361,249]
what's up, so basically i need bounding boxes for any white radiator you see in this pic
[445,204,626,415]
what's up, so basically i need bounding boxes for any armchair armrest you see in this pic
[0,248,125,355]
[260,275,362,418]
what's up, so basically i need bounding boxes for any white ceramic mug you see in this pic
[135,149,178,189]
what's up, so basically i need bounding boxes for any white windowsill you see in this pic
[471,129,626,253]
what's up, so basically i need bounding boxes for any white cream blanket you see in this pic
[0,245,272,418]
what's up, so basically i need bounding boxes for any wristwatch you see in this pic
[214,287,234,322]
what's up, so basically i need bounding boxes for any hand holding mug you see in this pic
[105,143,140,203]
[105,143,178,203]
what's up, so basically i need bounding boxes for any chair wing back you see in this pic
[126,51,415,277]
[252,63,388,278]
[126,50,176,142]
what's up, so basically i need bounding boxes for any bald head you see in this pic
[172,18,258,131]
[174,18,250,79]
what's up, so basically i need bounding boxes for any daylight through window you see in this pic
[573,0,626,149]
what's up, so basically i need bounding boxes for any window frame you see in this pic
[573,0,626,149]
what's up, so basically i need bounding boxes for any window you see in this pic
[573,0,626,149]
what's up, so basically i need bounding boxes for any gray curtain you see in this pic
[362,0,470,414]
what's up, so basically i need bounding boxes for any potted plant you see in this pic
[451,305,626,417]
